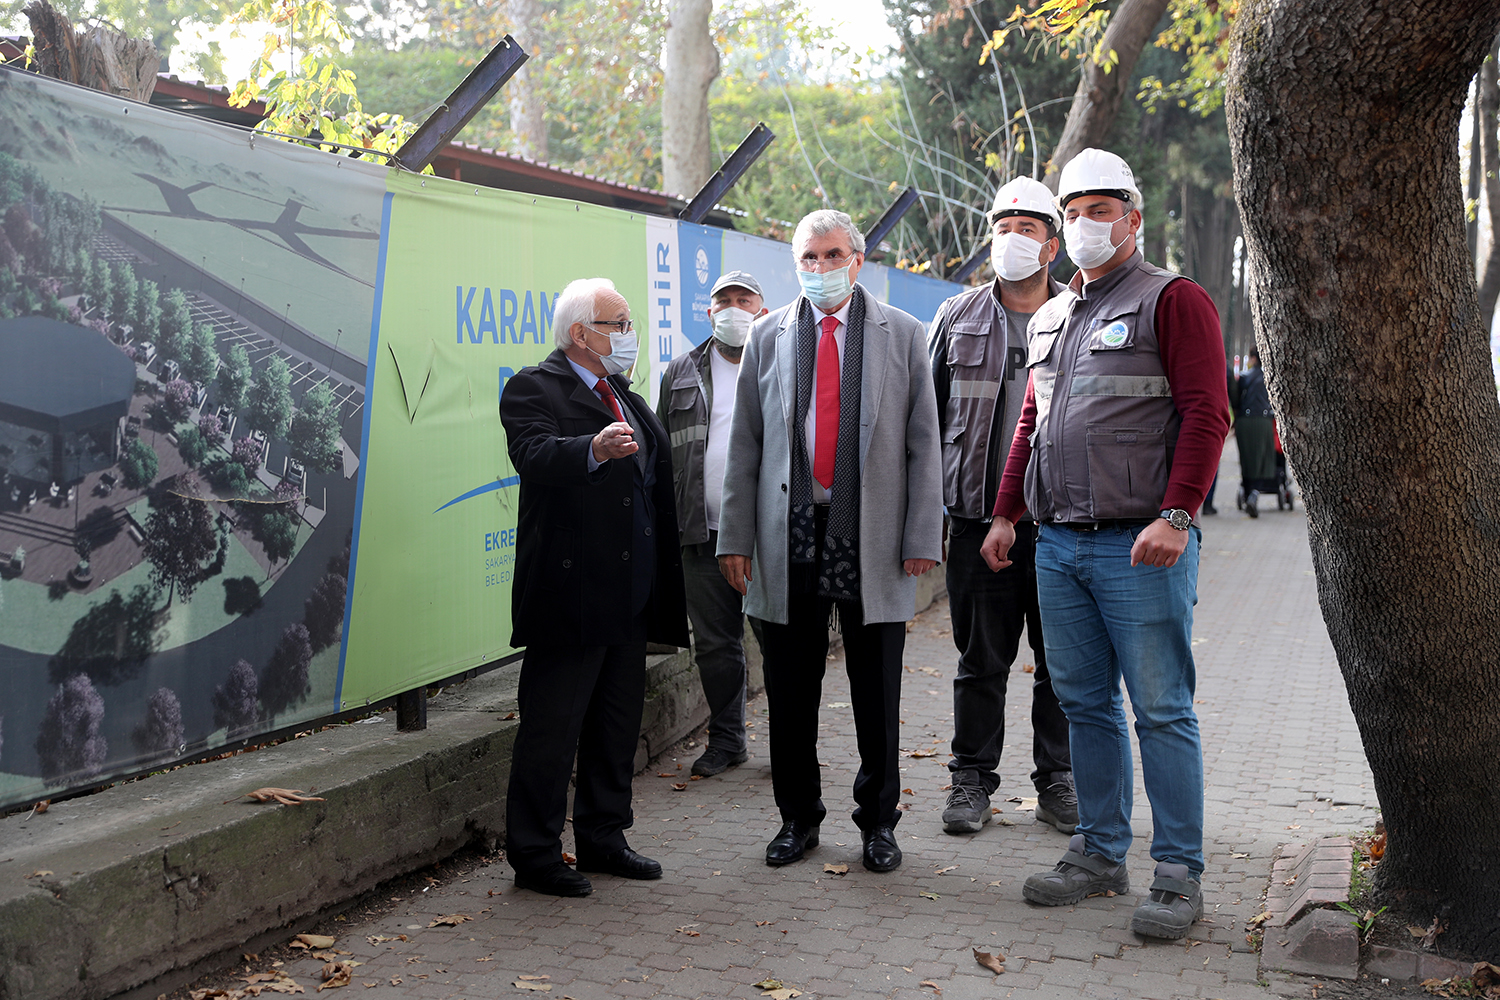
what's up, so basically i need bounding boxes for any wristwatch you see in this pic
[1159,509,1192,531]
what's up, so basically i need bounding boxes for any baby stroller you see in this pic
[1235,420,1295,514]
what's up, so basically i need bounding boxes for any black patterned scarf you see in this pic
[789,286,865,603]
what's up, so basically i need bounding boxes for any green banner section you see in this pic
[337,172,650,707]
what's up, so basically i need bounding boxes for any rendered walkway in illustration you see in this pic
[240,449,1377,1000]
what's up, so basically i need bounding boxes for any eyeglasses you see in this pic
[590,319,634,333]
[796,250,856,273]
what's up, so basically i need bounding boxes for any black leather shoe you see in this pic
[765,821,820,866]
[574,846,662,880]
[513,862,592,897]
[862,826,902,872]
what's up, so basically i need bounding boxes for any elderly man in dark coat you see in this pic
[499,276,689,898]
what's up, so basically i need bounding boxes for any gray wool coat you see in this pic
[715,287,944,625]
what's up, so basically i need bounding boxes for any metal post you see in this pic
[678,123,776,225]
[950,240,992,284]
[863,187,919,257]
[393,36,529,173]
[396,687,427,731]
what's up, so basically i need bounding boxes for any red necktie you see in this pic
[814,315,840,489]
[596,378,625,422]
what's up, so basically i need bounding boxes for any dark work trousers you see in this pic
[946,516,1071,794]
[681,530,751,754]
[505,618,648,873]
[754,506,906,832]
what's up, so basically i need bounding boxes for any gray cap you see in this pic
[709,269,763,298]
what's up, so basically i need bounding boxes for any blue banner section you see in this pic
[676,223,722,348]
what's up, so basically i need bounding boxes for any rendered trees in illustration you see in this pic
[182,322,220,386]
[142,474,219,605]
[303,572,347,652]
[35,673,107,783]
[262,623,313,716]
[218,343,252,413]
[248,354,293,440]
[288,382,342,473]
[119,438,158,490]
[131,687,184,757]
[212,660,260,739]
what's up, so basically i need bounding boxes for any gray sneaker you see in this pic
[941,778,992,834]
[1130,861,1203,939]
[1035,778,1079,834]
[1022,834,1130,905]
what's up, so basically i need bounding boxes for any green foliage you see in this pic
[287,382,341,472]
[204,455,250,496]
[257,509,298,565]
[159,288,193,362]
[177,425,209,466]
[218,343,252,412]
[248,353,292,439]
[134,279,163,343]
[1138,0,1232,115]
[227,0,422,165]
[182,322,220,386]
[119,438,158,490]
[143,474,219,604]
[110,260,136,325]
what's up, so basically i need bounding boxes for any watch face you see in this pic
[1164,509,1191,530]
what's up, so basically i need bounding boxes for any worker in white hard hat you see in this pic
[980,148,1230,940]
[926,175,1076,843]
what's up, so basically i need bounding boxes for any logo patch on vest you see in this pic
[1098,321,1129,347]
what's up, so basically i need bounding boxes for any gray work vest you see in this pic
[933,279,1060,519]
[1024,253,1184,524]
[656,340,715,546]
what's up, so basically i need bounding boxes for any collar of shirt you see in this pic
[567,355,607,395]
[811,298,853,332]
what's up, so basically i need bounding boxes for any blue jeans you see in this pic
[1035,523,1204,876]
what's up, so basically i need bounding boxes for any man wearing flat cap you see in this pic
[657,269,770,778]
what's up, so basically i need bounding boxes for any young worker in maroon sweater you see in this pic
[979,149,1229,940]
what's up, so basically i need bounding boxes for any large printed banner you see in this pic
[0,67,964,810]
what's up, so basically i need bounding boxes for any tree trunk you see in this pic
[1476,37,1500,336]
[23,0,157,102]
[1042,0,1171,191]
[506,0,548,161]
[662,0,720,198]
[1226,0,1500,956]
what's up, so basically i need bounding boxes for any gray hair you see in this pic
[552,277,617,349]
[791,209,865,259]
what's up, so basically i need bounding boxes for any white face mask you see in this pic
[1063,215,1130,270]
[711,306,755,348]
[991,231,1048,281]
[583,325,638,377]
[796,258,855,311]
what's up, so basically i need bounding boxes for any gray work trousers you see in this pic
[682,531,751,753]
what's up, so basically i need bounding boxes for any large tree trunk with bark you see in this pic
[506,0,548,161]
[1476,37,1500,336]
[1042,0,1170,191]
[1226,0,1500,956]
[662,0,719,197]
[23,0,157,102]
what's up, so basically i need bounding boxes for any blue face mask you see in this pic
[797,259,855,311]
[584,326,638,377]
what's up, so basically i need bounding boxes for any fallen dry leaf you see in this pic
[919,981,942,993]
[896,802,911,810]
[366,935,404,945]
[428,914,470,927]
[292,935,337,950]
[918,666,941,676]
[316,963,352,991]
[387,979,401,987]
[657,772,676,778]
[513,982,552,992]
[902,788,915,795]
[907,748,938,758]
[517,976,550,982]
[25,870,53,879]
[753,980,784,990]
[561,852,576,864]
[920,891,940,901]
[1408,925,1428,937]
[934,865,958,874]
[676,925,701,937]
[1232,852,1250,859]
[502,711,517,720]
[973,948,1005,975]
[756,920,775,926]
[672,783,688,791]
[1247,911,1273,928]
[244,788,326,806]
[1021,664,1035,674]
[823,863,850,875]
[1420,915,1447,950]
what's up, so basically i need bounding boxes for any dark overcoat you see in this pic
[500,349,690,649]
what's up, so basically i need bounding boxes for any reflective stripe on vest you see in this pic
[670,424,707,448]
[1069,374,1172,397]
[949,378,1001,399]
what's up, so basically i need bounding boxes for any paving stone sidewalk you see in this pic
[240,455,1381,1000]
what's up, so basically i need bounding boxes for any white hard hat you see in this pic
[1056,148,1143,211]
[987,175,1062,230]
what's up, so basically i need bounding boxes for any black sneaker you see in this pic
[691,746,749,777]
[1035,779,1078,834]
[941,778,992,834]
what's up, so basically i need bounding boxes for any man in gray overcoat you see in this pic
[717,209,944,874]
